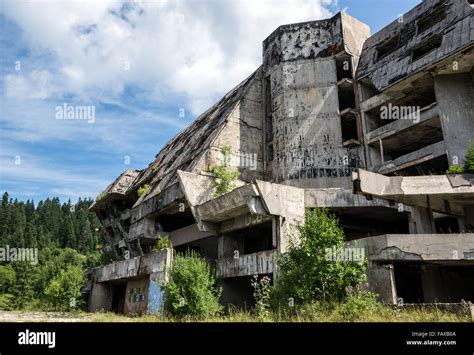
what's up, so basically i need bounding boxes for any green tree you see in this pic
[0,192,10,243]
[10,262,37,309]
[0,265,16,293]
[44,265,85,311]
[164,251,223,318]
[272,208,367,306]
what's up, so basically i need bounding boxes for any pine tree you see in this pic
[0,192,10,246]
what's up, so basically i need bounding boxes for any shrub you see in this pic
[335,288,381,321]
[446,165,464,174]
[0,294,14,311]
[208,146,240,196]
[251,275,272,319]
[272,208,367,307]
[153,235,171,251]
[164,251,223,318]
[43,265,85,311]
[464,141,474,173]
[137,184,150,198]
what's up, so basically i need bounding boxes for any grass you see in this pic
[3,304,468,323]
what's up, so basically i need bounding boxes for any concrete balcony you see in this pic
[366,102,438,143]
[217,250,276,278]
[377,140,446,175]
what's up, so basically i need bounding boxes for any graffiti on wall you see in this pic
[124,279,148,315]
[128,287,145,304]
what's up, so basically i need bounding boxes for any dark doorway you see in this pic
[111,284,126,313]
[394,263,424,303]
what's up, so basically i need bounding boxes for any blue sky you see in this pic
[0,0,421,203]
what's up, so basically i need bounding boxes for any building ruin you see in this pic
[86,0,474,314]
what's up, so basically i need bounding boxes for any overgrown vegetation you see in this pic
[11,304,468,323]
[271,208,367,307]
[251,275,272,319]
[208,145,240,196]
[137,184,150,197]
[446,141,474,174]
[164,251,223,318]
[464,141,474,173]
[152,235,171,251]
[446,164,464,174]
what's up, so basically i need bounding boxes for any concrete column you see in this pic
[408,206,435,234]
[434,73,474,165]
[89,283,112,312]
[366,262,397,304]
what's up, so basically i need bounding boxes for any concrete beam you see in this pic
[196,184,263,222]
[220,214,273,234]
[354,233,474,261]
[353,169,474,199]
[169,224,215,247]
[305,187,396,209]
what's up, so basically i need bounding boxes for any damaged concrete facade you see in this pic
[88,0,474,313]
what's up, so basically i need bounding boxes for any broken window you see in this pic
[412,34,443,61]
[338,80,356,111]
[416,7,446,35]
[434,214,460,233]
[376,34,400,61]
[341,113,359,144]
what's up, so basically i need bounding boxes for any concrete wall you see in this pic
[147,275,165,315]
[196,70,265,182]
[270,58,350,187]
[89,283,113,312]
[435,73,474,166]
[262,13,369,189]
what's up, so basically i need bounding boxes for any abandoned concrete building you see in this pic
[86,0,474,314]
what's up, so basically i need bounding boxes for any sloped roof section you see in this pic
[90,169,140,211]
[131,67,262,206]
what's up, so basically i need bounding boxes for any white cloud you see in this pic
[0,153,111,195]
[1,0,335,114]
